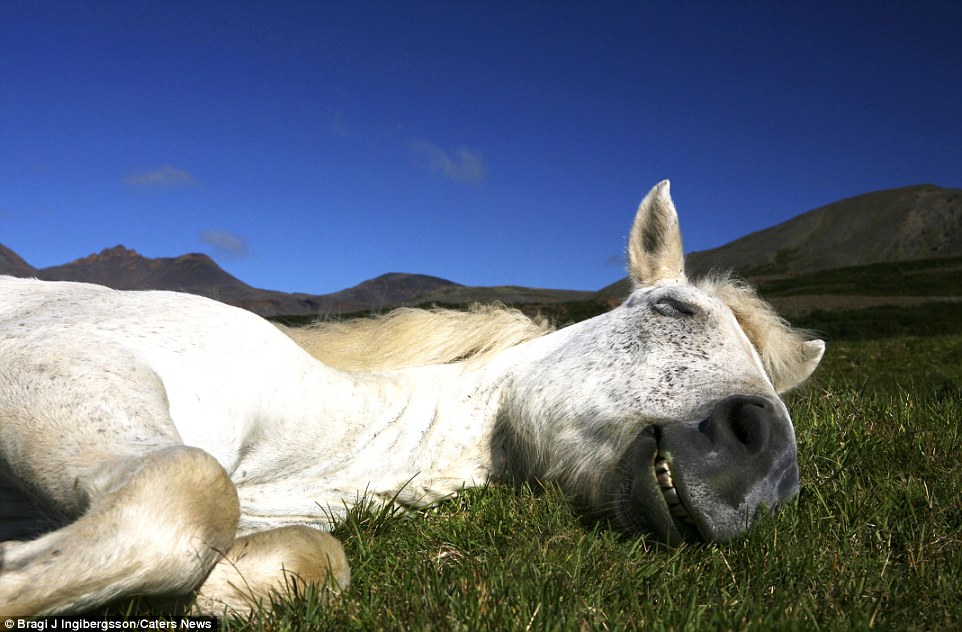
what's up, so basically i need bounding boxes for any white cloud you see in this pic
[410,140,487,186]
[201,229,249,257]
[124,165,197,188]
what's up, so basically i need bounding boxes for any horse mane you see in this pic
[276,303,554,371]
[278,275,816,388]
[695,272,817,392]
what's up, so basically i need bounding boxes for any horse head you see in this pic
[499,181,824,543]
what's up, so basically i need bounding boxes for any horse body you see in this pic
[0,278,501,535]
[0,181,824,616]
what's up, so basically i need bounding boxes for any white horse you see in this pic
[0,182,824,616]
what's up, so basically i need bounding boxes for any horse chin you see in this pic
[614,426,702,545]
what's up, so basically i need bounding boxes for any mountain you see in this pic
[38,246,254,294]
[4,183,958,318]
[301,273,463,314]
[0,245,462,316]
[0,243,37,278]
[33,246,313,315]
[685,184,962,279]
[0,243,584,316]
[596,184,962,316]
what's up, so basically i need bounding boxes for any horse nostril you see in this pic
[731,403,764,446]
[710,396,773,455]
[730,412,754,446]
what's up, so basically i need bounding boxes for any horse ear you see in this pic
[627,180,686,286]
[774,339,825,393]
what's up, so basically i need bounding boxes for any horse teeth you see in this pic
[655,460,673,488]
[662,487,679,504]
[657,472,674,490]
[654,455,692,523]
[650,428,700,532]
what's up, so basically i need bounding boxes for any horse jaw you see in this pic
[614,394,801,543]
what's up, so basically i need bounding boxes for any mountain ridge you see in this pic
[39,246,255,294]
[3,183,958,317]
[1,244,465,316]
[0,243,37,278]
[596,183,961,306]
[685,183,961,279]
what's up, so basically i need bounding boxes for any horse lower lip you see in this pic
[654,452,696,526]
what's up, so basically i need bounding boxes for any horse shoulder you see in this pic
[110,293,338,467]
[2,280,334,471]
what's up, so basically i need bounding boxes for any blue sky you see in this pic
[2,0,959,294]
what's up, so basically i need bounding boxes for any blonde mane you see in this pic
[695,272,818,393]
[277,304,554,371]
[279,276,817,390]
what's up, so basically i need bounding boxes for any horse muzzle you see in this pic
[615,395,800,544]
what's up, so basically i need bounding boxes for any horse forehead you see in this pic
[625,284,735,326]
[623,285,757,354]
[625,283,715,308]
[617,287,775,403]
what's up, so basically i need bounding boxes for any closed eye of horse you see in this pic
[0,181,823,616]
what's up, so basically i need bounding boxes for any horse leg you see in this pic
[193,526,350,615]
[0,445,239,616]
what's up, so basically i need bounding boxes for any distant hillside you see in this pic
[685,184,961,279]
[33,246,313,315]
[307,273,463,313]
[595,184,961,310]
[407,285,593,307]
[756,256,962,298]
[755,256,962,317]
[593,265,961,320]
[0,245,462,316]
[39,246,255,294]
[4,183,958,319]
[0,242,591,317]
[0,244,37,277]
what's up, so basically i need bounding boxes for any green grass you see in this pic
[100,302,962,629]
[793,302,962,340]
[211,332,961,631]
[754,256,962,298]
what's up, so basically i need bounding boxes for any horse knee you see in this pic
[0,447,240,615]
[194,526,350,616]
[112,446,241,594]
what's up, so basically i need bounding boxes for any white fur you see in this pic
[0,181,823,616]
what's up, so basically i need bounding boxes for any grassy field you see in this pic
[207,320,962,630]
[754,256,962,299]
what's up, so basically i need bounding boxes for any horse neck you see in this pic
[239,317,580,504]
[483,314,606,482]
[291,359,511,508]
[232,320,588,526]
[307,323,580,500]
